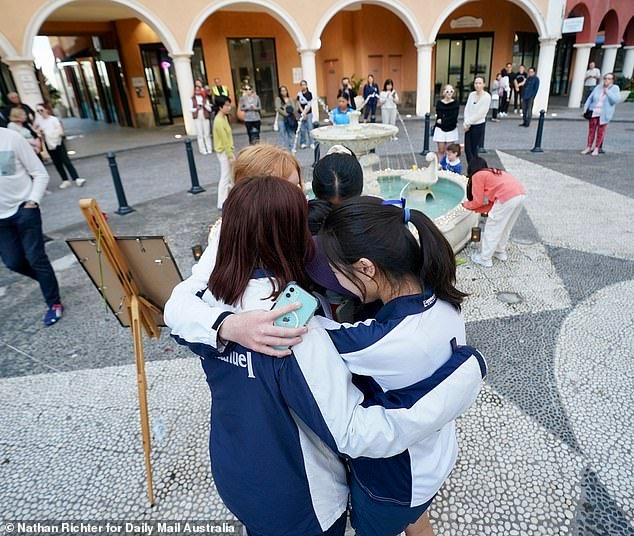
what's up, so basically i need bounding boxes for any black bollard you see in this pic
[184,138,205,194]
[478,123,487,154]
[420,113,430,155]
[312,141,320,168]
[531,110,546,153]
[106,152,134,215]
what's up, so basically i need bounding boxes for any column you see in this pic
[601,44,621,76]
[299,48,320,121]
[415,43,434,116]
[170,52,196,135]
[622,46,634,79]
[5,58,45,110]
[567,43,594,108]
[533,37,558,114]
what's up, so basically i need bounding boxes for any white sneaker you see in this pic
[310,143,315,149]
[74,178,87,187]
[471,253,493,268]
[300,144,307,149]
[493,251,508,261]
[58,181,72,189]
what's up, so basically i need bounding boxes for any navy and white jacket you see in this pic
[165,273,486,535]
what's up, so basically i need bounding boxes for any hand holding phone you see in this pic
[271,282,318,350]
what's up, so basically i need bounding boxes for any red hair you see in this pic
[209,176,314,305]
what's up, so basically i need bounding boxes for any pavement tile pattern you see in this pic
[0,124,633,535]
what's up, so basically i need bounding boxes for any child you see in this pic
[330,94,353,125]
[462,157,526,267]
[319,196,484,536]
[440,143,463,174]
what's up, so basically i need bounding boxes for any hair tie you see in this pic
[381,197,410,224]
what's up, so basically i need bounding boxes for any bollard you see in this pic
[184,138,205,194]
[420,113,430,155]
[531,110,546,153]
[478,123,487,154]
[106,152,134,215]
[312,141,320,168]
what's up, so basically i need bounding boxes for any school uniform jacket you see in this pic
[165,276,486,535]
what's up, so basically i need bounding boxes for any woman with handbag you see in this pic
[239,85,261,145]
[275,85,298,151]
[581,73,620,156]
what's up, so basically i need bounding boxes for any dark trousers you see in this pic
[245,121,261,144]
[246,511,346,536]
[0,205,60,307]
[364,100,377,122]
[513,89,522,111]
[464,122,485,165]
[47,141,78,182]
[521,97,535,126]
[500,93,509,114]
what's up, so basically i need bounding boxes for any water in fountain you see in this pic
[396,112,419,168]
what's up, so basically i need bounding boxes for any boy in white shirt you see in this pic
[0,128,63,326]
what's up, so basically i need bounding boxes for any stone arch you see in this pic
[311,0,425,49]
[0,31,18,58]
[429,0,548,42]
[624,16,634,46]
[567,2,593,43]
[597,9,620,45]
[22,0,181,57]
[185,0,308,52]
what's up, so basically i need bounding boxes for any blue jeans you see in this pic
[0,204,60,306]
[299,112,314,146]
[277,119,293,150]
[364,100,378,122]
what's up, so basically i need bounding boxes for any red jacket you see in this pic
[462,170,525,213]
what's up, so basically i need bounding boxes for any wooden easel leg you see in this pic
[130,295,155,506]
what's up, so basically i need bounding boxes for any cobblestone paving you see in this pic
[0,139,632,535]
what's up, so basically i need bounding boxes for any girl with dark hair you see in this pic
[362,74,380,122]
[308,148,363,236]
[331,93,353,125]
[463,157,526,267]
[212,95,234,209]
[318,196,479,536]
[166,177,485,536]
[275,85,298,150]
[463,76,491,164]
[379,78,400,128]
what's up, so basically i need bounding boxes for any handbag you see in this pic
[583,109,593,120]
[273,111,279,132]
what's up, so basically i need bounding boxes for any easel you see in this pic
[77,199,164,505]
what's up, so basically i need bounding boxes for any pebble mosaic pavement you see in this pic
[0,149,632,535]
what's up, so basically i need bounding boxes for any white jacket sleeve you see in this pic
[16,135,49,203]
[286,327,485,459]
[163,233,232,349]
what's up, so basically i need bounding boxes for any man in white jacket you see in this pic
[0,128,63,326]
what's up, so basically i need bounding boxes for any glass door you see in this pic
[551,36,574,95]
[140,44,182,126]
[227,37,279,115]
[435,34,494,104]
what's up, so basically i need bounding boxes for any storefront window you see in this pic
[512,33,540,70]
[191,39,207,86]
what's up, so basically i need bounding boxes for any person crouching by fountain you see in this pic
[463,157,526,268]
[330,93,353,125]
[212,96,234,210]
[440,143,462,175]
[308,145,363,234]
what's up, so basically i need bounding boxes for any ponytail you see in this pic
[408,209,466,309]
[319,196,467,309]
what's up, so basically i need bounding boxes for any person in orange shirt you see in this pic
[463,157,526,267]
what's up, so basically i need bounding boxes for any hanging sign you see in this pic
[562,17,584,33]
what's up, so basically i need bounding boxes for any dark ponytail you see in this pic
[320,196,466,309]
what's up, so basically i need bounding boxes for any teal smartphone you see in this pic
[271,282,319,350]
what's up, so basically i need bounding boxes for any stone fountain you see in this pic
[309,111,478,252]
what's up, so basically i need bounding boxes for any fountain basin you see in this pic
[304,169,477,253]
[312,123,398,156]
